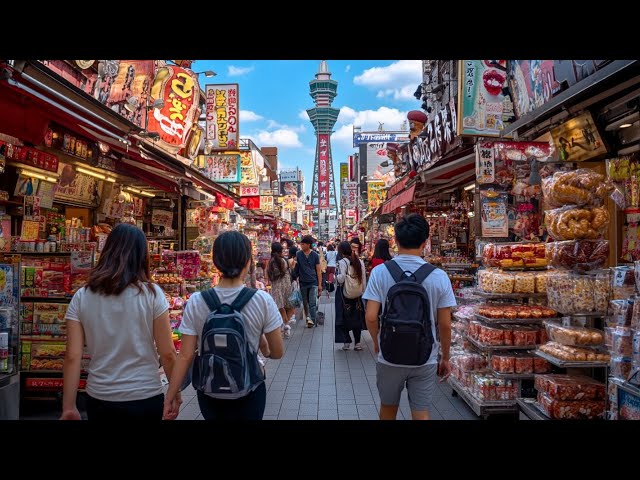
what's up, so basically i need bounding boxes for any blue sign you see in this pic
[353,132,409,147]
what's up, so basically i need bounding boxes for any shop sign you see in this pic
[147,65,200,154]
[459,60,515,137]
[280,181,301,197]
[340,163,348,183]
[408,98,459,172]
[475,141,554,186]
[353,132,409,147]
[0,141,59,173]
[345,209,356,219]
[260,195,274,212]
[239,151,258,185]
[367,181,386,211]
[318,134,330,209]
[94,156,117,173]
[279,170,298,182]
[240,186,259,196]
[344,182,358,209]
[54,163,100,207]
[550,111,607,162]
[205,84,239,150]
[152,209,173,228]
[283,195,297,212]
[194,154,241,183]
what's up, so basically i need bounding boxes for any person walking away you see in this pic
[295,235,322,328]
[335,242,367,351]
[267,242,294,339]
[164,231,284,420]
[370,239,393,273]
[61,224,178,421]
[326,244,338,287]
[363,213,455,420]
[288,246,299,324]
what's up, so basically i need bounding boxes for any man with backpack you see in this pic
[363,213,455,420]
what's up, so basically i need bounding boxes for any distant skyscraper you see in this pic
[307,60,339,240]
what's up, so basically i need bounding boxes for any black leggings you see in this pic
[86,393,164,420]
[197,382,267,420]
[341,326,362,344]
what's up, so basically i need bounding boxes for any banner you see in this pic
[240,186,259,197]
[279,170,298,182]
[459,60,514,137]
[340,163,348,183]
[367,181,386,211]
[318,134,330,209]
[54,163,100,206]
[283,195,297,212]
[343,182,358,208]
[205,84,239,150]
[260,195,274,212]
[194,154,241,183]
[147,65,200,154]
[409,98,459,172]
[239,151,258,185]
[353,132,409,147]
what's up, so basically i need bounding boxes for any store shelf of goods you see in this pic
[534,350,610,369]
[465,334,538,352]
[449,376,517,417]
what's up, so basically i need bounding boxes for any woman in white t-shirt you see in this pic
[164,231,284,420]
[60,224,178,421]
[325,243,338,285]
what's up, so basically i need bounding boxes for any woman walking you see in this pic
[164,231,284,420]
[61,224,178,421]
[268,242,295,338]
[325,243,337,287]
[335,241,367,351]
[370,238,393,272]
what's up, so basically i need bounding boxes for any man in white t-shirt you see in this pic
[363,213,455,421]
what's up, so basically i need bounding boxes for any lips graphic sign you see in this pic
[458,60,515,137]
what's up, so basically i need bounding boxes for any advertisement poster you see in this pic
[366,143,395,187]
[318,134,330,209]
[14,174,40,198]
[550,111,607,162]
[195,154,241,183]
[283,195,297,212]
[152,209,173,228]
[367,181,386,211]
[147,65,200,154]
[239,151,258,185]
[205,84,239,150]
[480,190,509,237]
[37,182,56,209]
[280,181,301,197]
[240,186,259,197]
[260,195,274,212]
[20,220,40,241]
[459,60,514,137]
[344,182,358,208]
[508,60,561,119]
[54,163,100,206]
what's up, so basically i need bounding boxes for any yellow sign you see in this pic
[367,181,386,211]
[283,195,297,212]
[340,163,348,183]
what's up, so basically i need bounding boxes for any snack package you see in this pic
[492,272,515,294]
[539,342,611,362]
[535,374,605,401]
[542,169,613,208]
[537,392,605,419]
[544,321,604,347]
[609,299,633,327]
[611,266,636,300]
[546,271,610,315]
[610,356,634,380]
[546,240,609,272]
[482,242,547,269]
[611,327,634,357]
[545,205,610,241]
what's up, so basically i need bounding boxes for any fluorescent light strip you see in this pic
[125,186,155,198]
[76,167,116,183]
[464,183,476,191]
[21,169,58,183]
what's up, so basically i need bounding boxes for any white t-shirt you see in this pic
[179,287,283,357]
[65,284,169,401]
[362,254,456,367]
[326,251,338,267]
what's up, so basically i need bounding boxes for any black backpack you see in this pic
[380,261,437,366]
[191,287,264,399]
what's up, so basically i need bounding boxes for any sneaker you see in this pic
[354,343,363,351]
[342,343,351,350]
[289,316,297,325]
[283,325,291,338]
[306,318,314,328]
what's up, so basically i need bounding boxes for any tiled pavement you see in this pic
[176,293,479,421]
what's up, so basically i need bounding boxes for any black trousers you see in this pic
[341,325,362,344]
[197,382,267,420]
[86,393,164,420]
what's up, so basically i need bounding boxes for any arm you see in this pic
[153,310,178,385]
[164,334,197,420]
[437,307,452,381]
[365,300,381,353]
[259,334,270,357]
[315,255,323,294]
[336,259,347,284]
[264,328,284,359]
[61,320,85,420]
[263,294,284,358]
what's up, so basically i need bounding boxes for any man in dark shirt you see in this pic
[296,235,323,327]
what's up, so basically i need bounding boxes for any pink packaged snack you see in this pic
[535,374,605,401]
[537,392,605,420]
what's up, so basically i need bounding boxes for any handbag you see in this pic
[288,281,303,308]
[342,260,365,299]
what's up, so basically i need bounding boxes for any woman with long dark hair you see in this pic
[164,231,284,420]
[267,242,294,338]
[61,224,178,421]
[371,238,393,270]
[335,241,367,351]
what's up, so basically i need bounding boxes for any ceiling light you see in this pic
[464,183,476,191]
[21,169,58,183]
[76,167,116,183]
[125,186,155,198]
[620,123,633,129]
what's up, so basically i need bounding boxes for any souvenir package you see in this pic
[542,169,613,208]
[546,240,609,272]
[535,374,605,401]
[610,356,634,380]
[538,342,611,363]
[610,327,634,357]
[545,205,610,241]
[544,321,604,347]
[546,271,610,315]
[482,242,547,269]
[609,299,633,327]
[610,266,636,300]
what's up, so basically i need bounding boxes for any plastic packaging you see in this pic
[542,169,612,208]
[611,266,636,300]
[545,240,609,272]
[611,327,634,357]
[545,205,610,241]
[610,356,634,380]
[544,321,604,346]
[538,342,611,363]
[533,356,551,373]
[537,392,605,419]
[609,299,633,327]
[477,304,557,320]
[546,271,611,315]
[534,374,605,401]
[482,242,547,269]
[514,272,536,294]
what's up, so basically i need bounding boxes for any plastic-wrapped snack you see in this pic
[535,374,605,401]
[542,169,613,208]
[545,205,610,241]
[492,272,515,294]
[594,270,612,313]
[535,271,549,294]
[492,354,515,374]
[546,240,609,272]
[609,299,632,327]
[611,327,634,357]
[604,327,615,348]
[478,269,495,293]
[633,331,640,364]
[537,393,605,419]
[611,356,634,380]
[479,324,505,346]
[611,266,636,300]
[514,353,534,374]
[544,321,604,346]
[539,342,611,362]
[533,356,551,373]
[514,272,536,294]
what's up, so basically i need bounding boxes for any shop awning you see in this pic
[382,183,416,214]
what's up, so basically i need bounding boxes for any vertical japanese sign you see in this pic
[367,181,386,211]
[459,60,514,137]
[147,65,200,154]
[205,84,239,150]
[318,134,329,209]
[340,163,348,183]
[239,151,258,185]
[476,143,495,184]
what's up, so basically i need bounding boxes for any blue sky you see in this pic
[191,60,422,197]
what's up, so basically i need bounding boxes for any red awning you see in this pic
[382,184,416,215]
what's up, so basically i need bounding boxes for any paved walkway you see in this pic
[176,294,478,420]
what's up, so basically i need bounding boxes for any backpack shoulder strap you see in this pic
[384,260,405,283]
[230,287,258,312]
[201,289,222,312]
[413,263,436,285]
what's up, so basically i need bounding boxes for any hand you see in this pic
[437,359,451,382]
[163,391,183,420]
[373,343,380,354]
[317,286,323,297]
[60,407,81,420]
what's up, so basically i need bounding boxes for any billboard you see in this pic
[205,84,239,150]
[279,170,298,182]
[239,151,258,185]
[365,143,395,187]
[367,181,386,211]
[353,132,409,147]
[194,154,241,183]
[318,134,330,209]
[340,162,348,183]
[280,181,302,197]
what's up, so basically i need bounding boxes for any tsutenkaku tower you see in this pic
[307,60,339,240]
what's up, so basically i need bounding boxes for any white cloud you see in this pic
[345,65,351,73]
[354,60,421,101]
[332,106,408,148]
[240,110,263,122]
[266,120,305,133]
[252,129,303,148]
[298,110,310,121]
[337,106,357,124]
[228,65,254,76]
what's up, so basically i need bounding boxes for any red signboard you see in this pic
[147,65,200,154]
[318,134,329,209]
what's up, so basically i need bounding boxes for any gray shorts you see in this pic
[376,362,437,411]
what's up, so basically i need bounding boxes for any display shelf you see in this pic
[454,295,480,305]
[474,290,547,299]
[517,398,551,420]
[492,372,535,380]
[611,377,640,397]
[534,350,609,369]
[474,314,549,325]
[498,266,549,272]
[453,312,473,323]
[465,335,537,351]
[449,376,517,418]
